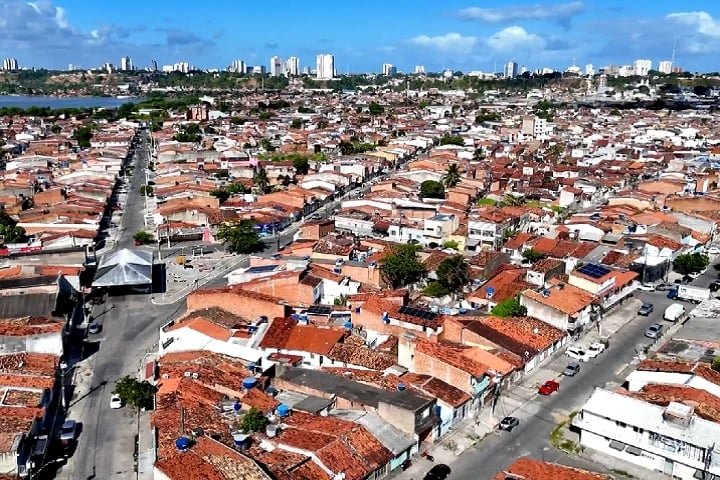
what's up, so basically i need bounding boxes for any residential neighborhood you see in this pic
[2,82,720,480]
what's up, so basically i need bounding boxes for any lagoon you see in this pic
[0,95,140,109]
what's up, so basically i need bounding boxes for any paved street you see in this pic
[399,287,685,480]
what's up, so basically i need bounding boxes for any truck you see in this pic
[664,303,686,322]
[667,285,711,304]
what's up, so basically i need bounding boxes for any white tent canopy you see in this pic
[92,248,153,287]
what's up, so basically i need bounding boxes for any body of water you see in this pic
[0,95,140,109]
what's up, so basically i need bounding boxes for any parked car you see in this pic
[707,246,720,255]
[110,394,123,409]
[565,346,592,362]
[59,420,78,443]
[587,342,606,358]
[538,380,560,395]
[499,416,520,431]
[87,322,100,335]
[563,362,581,376]
[645,323,663,339]
[636,283,655,292]
[637,302,654,316]
[423,464,452,480]
[655,283,674,291]
[710,280,720,293]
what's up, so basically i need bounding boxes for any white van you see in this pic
[664,303,685,322]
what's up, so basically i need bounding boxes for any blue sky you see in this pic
[3,0,720,73]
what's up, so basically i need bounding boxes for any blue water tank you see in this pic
[397,383,406,391]
[344,321,353,330]
[277,404,290,417]
[258,315,268,323]
[291,313,300,320]
[248,325,258,333]
[459,308,467,314]
[233,401,241,412]
[355,306,361,313]
[242,378,257,390]
[175,437,191,451]
[233,433,248,447]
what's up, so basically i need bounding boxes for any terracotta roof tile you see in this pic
[415,340,489,377]
[492,457,611,480]
[327,344,397,370]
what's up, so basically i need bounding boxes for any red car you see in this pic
[538,380,560,395]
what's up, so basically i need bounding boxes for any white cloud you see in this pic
[485,26,546,53]
[408,33,476,53]
[458,2,586,25]
[666,11,720,38]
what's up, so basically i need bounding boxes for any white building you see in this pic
[573,388,720,480]
[230,59,245,73]
[2,58,18,71]
[504,61,518,79]
[120,56,133,71]
[382,63,396,75]
[285,56,300,76]
[270,56,283,77]
[414,65,425,74]
[316,53,335,79]
[633,59,652,76]
[585,64,595,76]
[658,61,673,74]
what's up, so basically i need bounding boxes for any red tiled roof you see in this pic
[492,457,611,480]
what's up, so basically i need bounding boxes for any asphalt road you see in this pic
[56,131,188,480]
[447,289,678,480]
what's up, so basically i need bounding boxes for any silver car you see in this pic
[645,323,663,339]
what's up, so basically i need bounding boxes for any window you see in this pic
[632,426,644,434]
[616,421,627,428]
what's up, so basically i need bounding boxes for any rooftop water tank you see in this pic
[277,404,291,417]
[233,401,241,412]
[233,433,248,448]
[397,383,406,391]
[266,424,278,438]
[175,437,191,451]
[344,321,353,330]
[242,378,257,390]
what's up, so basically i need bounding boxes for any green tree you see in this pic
[173,123,201,142]
[673,253,710,275]
[521,249,546,264]
[113,376,157,410]
[117,102,135,118]
[217,220,263,254]
[292,156,310,175]
[380,245,427,289]
[253,168,270,193]
[133,230,154,244]
[368,102,384,115]
[440,135,464,146]
[490,297,528,317]
[422,282,450,297]
[713,356,720,373]
[72,125,93,148]
[436,255,470,293]
[443,240,459,250]
[420,180,445,199]
[50,124,62,134]
[339,141,355,155]
[210,189,230,203]
[443,163,462,188]
[139,185,154,196]
[239,407,269,433]
[334,294,349,306]
[290,118,303,129]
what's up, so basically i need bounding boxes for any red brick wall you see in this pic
[242,276,316,306]
[33,188,65,206]
[187,291,289,319]
[413,350,473,394]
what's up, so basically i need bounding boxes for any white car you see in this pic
[586,342,606,358]
[110,393,123,409]
[707,247,720,255]
[565,346,592,362]
[636,283,655,292]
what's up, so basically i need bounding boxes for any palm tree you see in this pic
[253,168,270,193]
[443,163,462,188]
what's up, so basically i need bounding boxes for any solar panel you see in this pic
[246,265,279,274]
[398,305,438,321]
[307,305,333,316]
[577,263,610,279]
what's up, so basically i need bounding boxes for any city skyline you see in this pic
[1,1,719,72]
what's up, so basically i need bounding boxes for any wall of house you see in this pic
[186,292,289,319]
[409,349,473,395]
[331,264,382,288]
[0,333,63,356]
[519,296,570,331]
[377,402,422,435]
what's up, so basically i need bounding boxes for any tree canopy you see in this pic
[217,220,263,254]
[436,255,470,293]
[673,252,710,275]
[490,297,528,317]
[443,164,461,188]
[113,376,157,410]
[239,407,269,433]
[0,210,26,244]
[420,180,445,199]
[380,245,427,289]
[132,230,154,244]
[439,135,464,146]
[72,125,93,148]
[173,123,201,142]
[521,249,546,264]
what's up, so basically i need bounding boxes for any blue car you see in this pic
[667,288,678,299]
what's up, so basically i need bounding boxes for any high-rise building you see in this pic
[2,58,18,71]
[585,64,595,76]
[270,56,283,77]
[414,65,425,74]
[658,60,672,74]
[230,59,245,74]
[150,60,158,71]
[381,63,396,75]
[520,65,528,75]
[633,59,652,76]
[67,64,75,71]
[285,56,300,76]
[503,61,518,79]
[316,54,334,79]
[120,56,133,71]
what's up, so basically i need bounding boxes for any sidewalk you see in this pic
[394,297,644,480]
